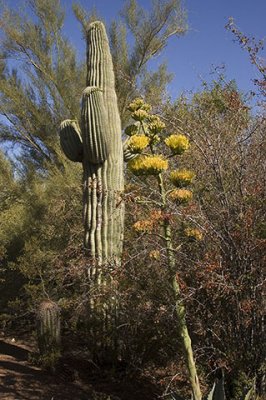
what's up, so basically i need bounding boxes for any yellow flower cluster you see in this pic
[149,250,161,260]
[150,210,163,221]
[128,155,168,176]
[147,115,166,134]
[127,98,151,112]
[165,134,190,155]
[170,169,195,187]
[133,219,153,233]
[132,109,149,121]
[127,135,150,153]
[184,228,203,241]
[169,189,193,204]
[125,123,139,136]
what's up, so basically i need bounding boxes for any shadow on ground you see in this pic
[0,341,29,361]
[0,338,158,399]
[0,339,93,399]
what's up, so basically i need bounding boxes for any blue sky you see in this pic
[4,0,266,98]
[61,0,266,99]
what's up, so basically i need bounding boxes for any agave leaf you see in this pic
[214,377,226,400]
[207,376,226,400]
[244,380,256,400]
[207,382,216,400]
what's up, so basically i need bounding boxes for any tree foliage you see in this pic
[0,0,85,170]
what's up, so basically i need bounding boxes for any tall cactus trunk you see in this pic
[82,22,124,357]
[82,21,124,270]
[59,21,124,359]
[59,19,124,360]
[36,300,61,371]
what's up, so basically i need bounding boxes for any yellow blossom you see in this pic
[165,134,190,155]
[150,210,163,221]
[132,109,149,121]
[169,189,193,204]
[127,135,150,153]
[184,228,203,241]
[133,219,153,233]
[147,115,166,134]
[127,98,151,112]
[149,250,161,260]
[170,169,195,187]
[128,155,168,176]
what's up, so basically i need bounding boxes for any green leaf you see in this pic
[207,376,226,400]
[244,380,256,400]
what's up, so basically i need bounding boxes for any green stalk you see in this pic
[157,173,202,400]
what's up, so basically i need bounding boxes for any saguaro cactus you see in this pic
[60,21,124,272]
[60,22,124,356]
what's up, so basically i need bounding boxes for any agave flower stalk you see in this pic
[157,172,202,400]
[127,107,202,400]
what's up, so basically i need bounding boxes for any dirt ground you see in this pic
[0,335,158,400]
[0,337,93,399]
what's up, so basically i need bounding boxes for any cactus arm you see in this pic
[59,120,83,162]
[81,87,110,164]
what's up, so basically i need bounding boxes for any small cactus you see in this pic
[36,300,61,370]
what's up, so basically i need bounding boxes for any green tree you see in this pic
[0,152,26,309]
[0,0,186,172]
[0,0,85,171]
